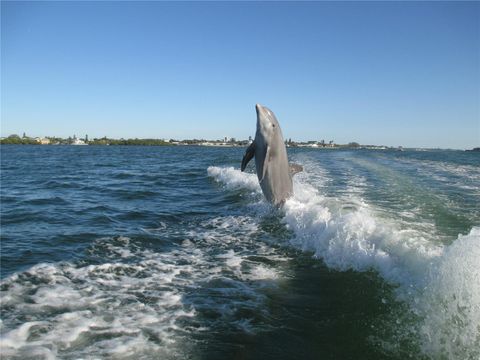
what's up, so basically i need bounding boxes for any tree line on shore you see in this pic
[1,134,374,149]
[0,134,171,146]
[0,134,40,145]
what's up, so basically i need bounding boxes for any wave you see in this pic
[208,165,480,359]
[207,166,260,193]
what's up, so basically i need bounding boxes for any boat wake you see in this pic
[0,162,477,360]
[208,165,480,359]
[0,218,289,359]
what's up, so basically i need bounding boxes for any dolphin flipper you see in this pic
[260,145,271,182]
[241,142,256,171]
[289,163,303,176]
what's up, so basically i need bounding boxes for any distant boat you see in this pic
[71,138,87,145]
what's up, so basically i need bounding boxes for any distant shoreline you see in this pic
[0,135,475,151]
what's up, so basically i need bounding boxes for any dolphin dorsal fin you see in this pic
[289,163,303,176]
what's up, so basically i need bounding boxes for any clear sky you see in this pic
[1,1,479,149]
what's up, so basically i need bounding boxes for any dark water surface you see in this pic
[1,145,479,359]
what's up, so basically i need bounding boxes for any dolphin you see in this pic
[241,104,302,206]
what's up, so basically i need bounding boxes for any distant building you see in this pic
[40,138,50,145]
[33,137,50,144]
[72,138,87,145]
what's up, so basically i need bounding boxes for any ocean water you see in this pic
[1,145,479,360]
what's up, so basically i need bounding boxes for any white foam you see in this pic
[417,227,480,359]
[0,240,201,358]
[218,249,244,268]
[216,249,279,282]
[284,182,442,285]
[248,264,279,281]
[207,166,260,193]
[0,321,46,350]
[1,215,290,359]
[0,265,186,357]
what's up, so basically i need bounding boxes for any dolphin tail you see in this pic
[289,163,303,176]
[241,142,256,171]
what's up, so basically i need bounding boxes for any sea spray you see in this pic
[417,227,480,359]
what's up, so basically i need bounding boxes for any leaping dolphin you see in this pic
[241,104,302,206]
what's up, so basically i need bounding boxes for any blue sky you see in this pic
[1,1,479,149]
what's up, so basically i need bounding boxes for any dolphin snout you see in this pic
[256,103,265,117]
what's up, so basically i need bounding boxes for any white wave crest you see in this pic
[418,227,480,358]
[284,181,442,286]
[207,166,260,192]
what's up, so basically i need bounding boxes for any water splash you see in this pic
[208,165,480,359]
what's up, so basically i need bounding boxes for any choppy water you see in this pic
[1,145,479,360]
